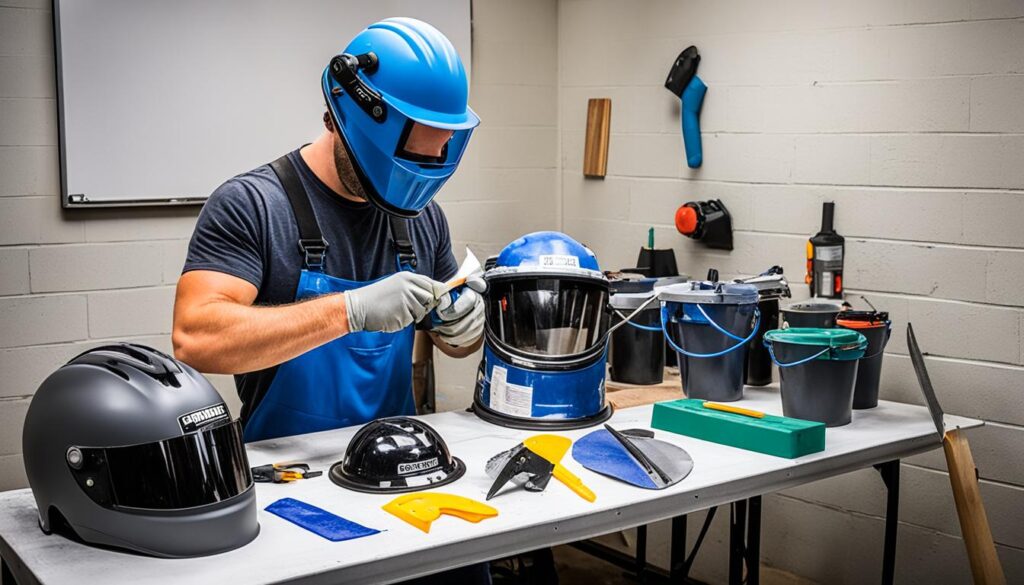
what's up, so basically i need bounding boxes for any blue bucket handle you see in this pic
[611,308,663,332]
[661,304,761,359]
[764,342,830,368]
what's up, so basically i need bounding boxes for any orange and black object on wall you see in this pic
[674,199,733,250]
[806,201,844,299]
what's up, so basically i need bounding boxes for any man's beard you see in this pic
[332,137,369,201]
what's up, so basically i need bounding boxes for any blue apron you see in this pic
[243,155,418,443]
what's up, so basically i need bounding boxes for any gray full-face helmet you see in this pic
[22,343,259,558]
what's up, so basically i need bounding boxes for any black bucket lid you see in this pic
[330,417,465,494]
[836,309,890,326]
[610,291,658,310]
[782,300,844,314]
[657,281,758,304]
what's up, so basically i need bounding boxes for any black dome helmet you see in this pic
[330,416,465,493]
[22,343,259,558]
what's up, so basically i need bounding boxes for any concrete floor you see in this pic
[552,544,818,585]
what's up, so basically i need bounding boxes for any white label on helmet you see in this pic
[538,254,580,269]
[178,403,228,433]
[490,365,533,418]
[398,458,438,475]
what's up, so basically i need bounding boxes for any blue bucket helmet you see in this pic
[473,232,613,429]
[322,17,479,217]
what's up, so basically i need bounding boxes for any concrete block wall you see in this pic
[0,0,558,492]
[433,0,561,410]
[558,0,1024,583]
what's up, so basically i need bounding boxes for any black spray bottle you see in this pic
[806,201,844,299]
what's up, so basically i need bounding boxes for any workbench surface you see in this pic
[0,387,981,585]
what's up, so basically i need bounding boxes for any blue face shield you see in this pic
[321,49,478,217]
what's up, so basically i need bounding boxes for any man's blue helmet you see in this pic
[322,18,479,217]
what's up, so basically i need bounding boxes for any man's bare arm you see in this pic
[172,270,349,374]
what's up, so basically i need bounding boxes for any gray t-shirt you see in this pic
[183,148,458,423]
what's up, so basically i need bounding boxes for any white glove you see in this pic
[431,276,486,347]
[344,272,439,333]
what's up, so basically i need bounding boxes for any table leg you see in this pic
[636,524,649,584]
[2,555,15,585]
[746,496,762,585]
[669,514,687,580]
[729,500,747,585]
[876,460,900,585]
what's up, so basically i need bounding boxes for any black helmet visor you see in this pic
[485,275,609,359]
[70,420,252,511]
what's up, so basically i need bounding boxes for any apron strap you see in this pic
[269,153,418,273]
[388,215,418,271]
[270,155,328,272]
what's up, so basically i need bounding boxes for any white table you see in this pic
[0,388,981,585]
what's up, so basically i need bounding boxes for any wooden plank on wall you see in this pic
[583,98,611,178]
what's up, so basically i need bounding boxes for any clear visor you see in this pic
[486,277,609,358]
[71,420,252,511]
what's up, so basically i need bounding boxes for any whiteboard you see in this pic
[54,0,472,207]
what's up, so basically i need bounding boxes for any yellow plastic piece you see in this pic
[702,401,766,419]
[382,492,498,533]
[551,464,597,502]
[524,434,596,503]
[524,434,571,463]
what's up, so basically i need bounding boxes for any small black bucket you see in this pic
[764,328,867,427]
[837,311,891,409]
[781,301,843,328]
[746,297,780,386]
[609,292,664,385]
[659,282,760,402]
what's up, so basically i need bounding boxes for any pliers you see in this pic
[252,462,323,484]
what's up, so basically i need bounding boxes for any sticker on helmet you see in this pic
[490,365,533,418]
[398,457,438,475]
[178,403,228,433]
[538,254,580,269]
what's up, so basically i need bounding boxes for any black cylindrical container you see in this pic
[764,328,867,427]
[660,282,759,403]
[746,298,779,386]
[781,301,842,328]
[837,311,891,409]
[634,248,681,369]
[609,293,664,385]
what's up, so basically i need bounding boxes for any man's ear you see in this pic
[323,111,335,133]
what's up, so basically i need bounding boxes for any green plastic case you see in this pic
[651,399,826,458]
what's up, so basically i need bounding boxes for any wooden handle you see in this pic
[943,428,1006,585]
[583,98,611,178]
[553,464,596,503]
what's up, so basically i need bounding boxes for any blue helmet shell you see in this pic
[323,18,479,217]
[492,231,603,277]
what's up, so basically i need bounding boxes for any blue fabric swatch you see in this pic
[266,497,380,542]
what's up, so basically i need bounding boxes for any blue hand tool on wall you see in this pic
[664,46,705,168]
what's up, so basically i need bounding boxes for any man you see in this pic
[172,17,484,443]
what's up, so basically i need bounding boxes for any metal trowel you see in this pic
[572,425,694,490]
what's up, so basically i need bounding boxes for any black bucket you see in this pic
[746,298,780,386]
[609,293,664,385]
[659,282,760,402]
[837,311,891,409]
[781,301,843,328]
[764,328,867,427]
